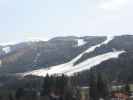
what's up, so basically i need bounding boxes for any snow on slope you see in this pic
[85,36,114,53]
[76,39,86,46]
[23,50,125,77]
[66,36,114,64]
[23,36,125,77]
[2,46,11,54]
[65,50,125,76]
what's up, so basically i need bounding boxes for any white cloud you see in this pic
[99,0,128,11]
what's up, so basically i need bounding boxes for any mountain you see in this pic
[0,35,133,82]
[0,36,106,74]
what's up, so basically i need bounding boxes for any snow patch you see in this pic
[76,39,86,46]
[2,46,11,54]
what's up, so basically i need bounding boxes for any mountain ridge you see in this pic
[0,34,133,81]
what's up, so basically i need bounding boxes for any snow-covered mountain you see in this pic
[0,35,133,80]
[23,36,125,76]
[0,36,106,73]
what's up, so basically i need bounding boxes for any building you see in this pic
[111,92,129,100]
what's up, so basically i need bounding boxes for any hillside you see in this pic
[0,35,133,82]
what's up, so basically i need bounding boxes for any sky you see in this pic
[0,0,133,44]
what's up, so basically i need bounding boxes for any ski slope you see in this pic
[23,36,125,77]
[65,50,125,76]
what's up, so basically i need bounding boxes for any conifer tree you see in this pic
[89,72,98,100]
[97,73,109,99]
[41,74,51,95]
[15,88,24,100]
[125,83,130,95]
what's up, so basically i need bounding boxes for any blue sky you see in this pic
[0,0,133,44]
